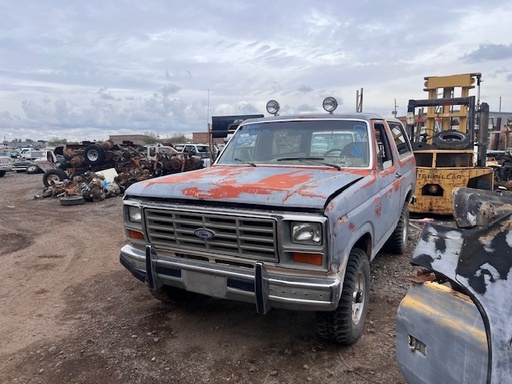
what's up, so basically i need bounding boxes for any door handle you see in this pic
[396,173,402,178]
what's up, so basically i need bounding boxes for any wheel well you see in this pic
[353,233,371,260]
[406,190,413,205]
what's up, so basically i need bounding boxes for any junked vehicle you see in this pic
[12,150,58,173]
[120,98,416,344]
[174,143,216,168]
[0,155,13,177]
[396,187,512,384]
[0,150,20,160]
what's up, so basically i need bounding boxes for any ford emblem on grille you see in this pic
[194,228,215,239]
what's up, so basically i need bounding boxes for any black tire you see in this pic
[26,164,41,174]
[0,170,5,177]
[60,195,85,206]
[383,204,409,254]
[316,248,370,345]
[84,144,106,165]
[149,285,195,305]
[432,129,470,150]
[499,162,512,182]
[43,169,68,187]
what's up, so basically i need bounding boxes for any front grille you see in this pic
[145,208,277,261]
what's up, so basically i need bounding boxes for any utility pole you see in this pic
[392,99,398,117]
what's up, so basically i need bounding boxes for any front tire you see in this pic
[316,248,370,345]
[383,204,409,254]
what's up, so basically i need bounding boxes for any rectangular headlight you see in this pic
[291,222,322,245]
[128,206,142,223]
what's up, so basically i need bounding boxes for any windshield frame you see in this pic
[216,118,373,169]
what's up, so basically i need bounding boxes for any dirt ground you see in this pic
[0,171,435,384]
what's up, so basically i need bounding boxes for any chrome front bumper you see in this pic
[120,244,341,312]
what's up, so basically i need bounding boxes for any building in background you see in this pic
[108,134,147,146]
[192,132,224,145]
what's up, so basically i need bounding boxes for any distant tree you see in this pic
[142,131,161,144]
[49,137,68,145]
[26,138,33,143]
[168,134,189,144]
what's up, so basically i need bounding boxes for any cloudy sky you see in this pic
[1,0,512,143]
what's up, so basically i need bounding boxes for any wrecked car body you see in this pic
[120,98,416,345]
[0,156,13,177]
[396,187,512,383]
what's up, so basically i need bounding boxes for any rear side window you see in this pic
[388,121,412,157]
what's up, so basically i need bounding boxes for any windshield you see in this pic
[216,120,370,168]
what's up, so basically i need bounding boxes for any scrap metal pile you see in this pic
[39,140,205,203]
[39,171,122,203]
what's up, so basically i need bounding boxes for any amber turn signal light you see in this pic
[128,230,145,240]
[292,252,323,266]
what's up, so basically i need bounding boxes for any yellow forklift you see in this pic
[406,73,494,215]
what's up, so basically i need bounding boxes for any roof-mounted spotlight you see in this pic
[322,97,338,113]
[266,100,280,116]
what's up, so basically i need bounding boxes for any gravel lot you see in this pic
[0,171,429,384]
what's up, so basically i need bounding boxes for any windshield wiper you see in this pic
[234,158,257,167]
[275,157,341,170]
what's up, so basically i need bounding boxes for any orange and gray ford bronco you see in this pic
[120,98,416,345]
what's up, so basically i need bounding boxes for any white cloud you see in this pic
[0,0,511,142]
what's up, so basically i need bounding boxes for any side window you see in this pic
[374,123,393,170]
[388,121,413,157]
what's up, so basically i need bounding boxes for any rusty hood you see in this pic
[125,166,367,209]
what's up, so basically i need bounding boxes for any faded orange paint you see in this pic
[142,167,241,187]
[393,179,401,192]
[375,203,382,217]
[326,201,336,213]
[182,171,315,200]
[337,214,348,226]
[360,173,378,189]
[346,169,372,176]
[295,187,326,200]
[381,167,396,177]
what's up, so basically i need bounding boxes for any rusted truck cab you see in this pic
[120,98,416,345]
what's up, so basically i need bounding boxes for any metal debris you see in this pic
[39,141,205,203]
